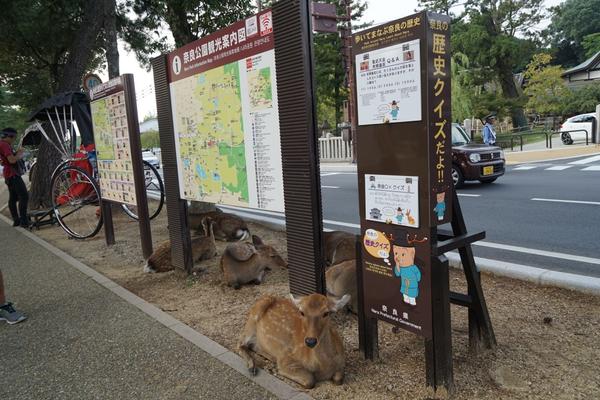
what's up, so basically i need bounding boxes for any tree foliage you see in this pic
[561,83,600,116]
[582,33,600,59]
[141,130,161,149]
[523,54,569,115]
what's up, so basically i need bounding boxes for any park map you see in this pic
[172,61,273,207]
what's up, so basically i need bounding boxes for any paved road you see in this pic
[224,153,600,278]
[0,219,276,400]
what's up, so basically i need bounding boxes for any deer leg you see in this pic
[238,323,259,375]
[278,356,315,389]
[332,370,344,385]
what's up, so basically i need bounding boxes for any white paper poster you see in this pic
[355,39,421,125]
[365,174,419,228]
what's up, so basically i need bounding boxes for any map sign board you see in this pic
[90,77,137,205]
[167,9,284,212]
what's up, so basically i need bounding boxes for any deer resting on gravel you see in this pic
[322,231,356,267]
[325,259,358,313]
[238,293,350,389]
[190,209,250,242]
[143,217,217,273]
[220,235,286,289]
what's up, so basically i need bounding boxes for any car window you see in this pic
[451,124,470,145]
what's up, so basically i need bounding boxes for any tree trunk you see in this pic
[164,0,196,48]
[105,0,120,79]
[29,1,107,209]
[497,64,528,130]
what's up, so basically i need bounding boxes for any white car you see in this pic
[142,151,160,169]
[559,113,597,145]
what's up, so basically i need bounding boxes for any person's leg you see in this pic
[14,176,29,225]
[6,178,20,225]
[0,269,27,325]
[0,269,6,305]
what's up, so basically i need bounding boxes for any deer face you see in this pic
[290,293,349,348]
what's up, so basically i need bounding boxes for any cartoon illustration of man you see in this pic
[390,100,399,120]
[434,191,446,221]
[395,207,404,224]
[393,233,422,306]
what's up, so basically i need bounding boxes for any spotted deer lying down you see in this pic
[190,209,250,242]
[220,235,287,289]
[239,293,350,389]
[143,218,217,273]
[322,231,356,267]
[325,259,358,313]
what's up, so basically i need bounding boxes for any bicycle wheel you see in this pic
[51,165,103,239]
[121,160,165,220]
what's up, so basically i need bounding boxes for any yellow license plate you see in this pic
[483,166,494,176]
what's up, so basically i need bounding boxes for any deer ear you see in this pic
[329,294,350,312]
[289,294,302,309]
[252,235,264,246]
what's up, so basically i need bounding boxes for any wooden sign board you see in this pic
[89,74,153,259]
[353,12,452,339]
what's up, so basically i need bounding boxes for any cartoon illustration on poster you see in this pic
[433,190,447,221]
[365,174,419,228]
[392,232,428,306]
[363,228,392,265]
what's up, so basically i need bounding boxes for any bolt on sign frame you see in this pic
[89,74,153,258]
[352,12,495,394]
[151,0,326,289]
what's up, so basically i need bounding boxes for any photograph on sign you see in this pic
[168,10,284,212]
[90,81,137,206]
[365,174,419,228]
[355,39,421,125]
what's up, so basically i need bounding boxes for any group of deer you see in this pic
[144,212,359,389]
[143,209,287,289]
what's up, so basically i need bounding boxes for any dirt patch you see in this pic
[15,207,600,400]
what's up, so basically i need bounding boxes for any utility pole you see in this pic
[338,0,356,163]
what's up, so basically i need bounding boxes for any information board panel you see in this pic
[167,9,284,212]
[354,12,452,339]
[90,77,137,205]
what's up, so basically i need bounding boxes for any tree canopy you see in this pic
[549,0,600,65]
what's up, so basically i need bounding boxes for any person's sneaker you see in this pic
[0,302,27,325]
[12,220,20,227]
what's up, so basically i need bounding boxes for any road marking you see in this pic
[323,219,360,229]
[569,154,600,165]
[321,173,340,176]
[322,185,340,189]
[457,193,481,197]
[531,198,600,206]
[581,166,600,171]
[513,165,537,170]
[544,165,572,171]
[474,241,600,266]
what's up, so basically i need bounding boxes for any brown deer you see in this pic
[325,259,358,313]
[220,235,286,289]
[189,209,250,242]
[143,217,217,273]
[322,230,356,267]
[238,293,350,389]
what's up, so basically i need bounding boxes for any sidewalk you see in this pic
[0,219,296,400]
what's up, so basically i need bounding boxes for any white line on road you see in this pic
[322,185,340,189]
[323,219,360,229]
[513,165,537,170]
[569,154,600,165]
[320,173,340,176]
[531,198,600,206]
[474,241,600,266]
[545,165,572,171]
[581,166,600,171]
[457,193,481,197]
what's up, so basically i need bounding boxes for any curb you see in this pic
[213,208,600,296]
[0,213,312,400]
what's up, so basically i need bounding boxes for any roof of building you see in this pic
[562,51,600,77]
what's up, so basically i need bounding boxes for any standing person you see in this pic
[0,269,27,325]
[482,114,497,146]
[0,128,29,227]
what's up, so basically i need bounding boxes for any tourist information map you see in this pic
[167,10,284,212]
[90,77,137,206]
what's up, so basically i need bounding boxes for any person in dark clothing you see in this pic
[0,128,29,227]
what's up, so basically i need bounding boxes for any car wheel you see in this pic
[561,133,573,145]
[452,165,465,188]
[479,177,497,184]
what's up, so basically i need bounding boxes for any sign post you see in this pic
[90,74,153,259]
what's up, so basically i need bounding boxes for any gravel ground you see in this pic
[18,207,600,400]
